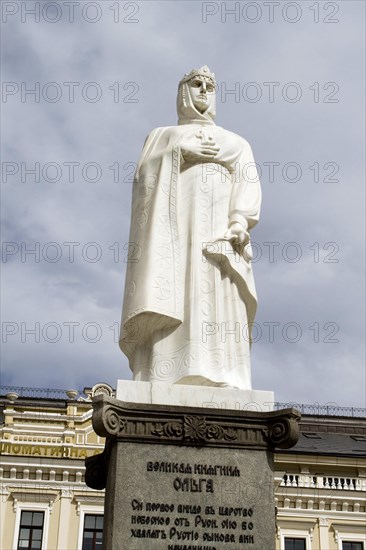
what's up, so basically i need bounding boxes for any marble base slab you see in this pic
[116,380,274,412]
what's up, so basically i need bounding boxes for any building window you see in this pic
[17,511,44,549]
[285,538,306,550]
[342,543,364,550]
[82,514,104,550]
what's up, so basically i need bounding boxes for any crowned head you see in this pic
[179,65,216,88]
[177,65,216,124]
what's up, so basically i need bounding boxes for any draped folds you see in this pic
[120,82,261,388]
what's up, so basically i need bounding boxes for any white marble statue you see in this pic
[119,66,261,389]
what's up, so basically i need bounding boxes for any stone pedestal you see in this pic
[116,380,275,412]
[86,393,300,550]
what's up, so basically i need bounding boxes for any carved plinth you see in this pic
[86,395,300,550]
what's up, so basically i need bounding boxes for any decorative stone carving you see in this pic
[92,383,114,398]
[74,495,105,516]
[103,408,127,436]
[151,421,183,438]
[92,395,299,448]
[152,416,237,443]
[86,395,300,491]
[184,416,207,441]
[266,416,301,448]
[11,490,57,513]
[66,389,79,400]
[83,382,115,401]
[84,441,111,491]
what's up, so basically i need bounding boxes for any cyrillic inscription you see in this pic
[129,462,256,547]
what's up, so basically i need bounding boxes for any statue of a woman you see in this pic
[119,66,261,389]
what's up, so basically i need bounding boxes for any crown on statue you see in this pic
[179,65,216,86]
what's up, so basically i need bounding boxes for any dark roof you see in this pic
[287,432,366,457]
[281,414,366,457]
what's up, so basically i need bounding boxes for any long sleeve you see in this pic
[228,139,261,231]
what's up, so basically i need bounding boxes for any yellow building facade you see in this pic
[1,384,365,550]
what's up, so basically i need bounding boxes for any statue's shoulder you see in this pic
[146,126,177,139]
[142,126,180,151]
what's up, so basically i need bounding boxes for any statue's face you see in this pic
[188,76,216,114]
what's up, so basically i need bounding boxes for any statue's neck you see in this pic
[178,118,215,126]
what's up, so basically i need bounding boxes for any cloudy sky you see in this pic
[1,0,365,408]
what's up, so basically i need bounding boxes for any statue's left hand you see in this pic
[224,223,252,260]
[224,222,249,245]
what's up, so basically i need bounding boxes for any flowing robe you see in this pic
[120,122,261,389]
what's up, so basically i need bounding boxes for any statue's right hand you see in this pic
[180,140,220,163]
